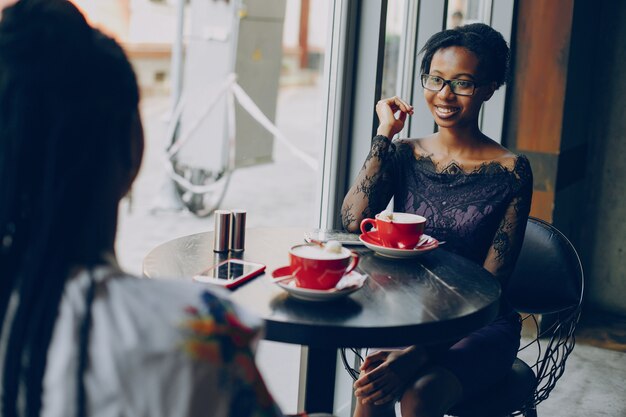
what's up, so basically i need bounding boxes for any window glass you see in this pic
[70,1,331,414]
[380,0,406,99]
[69,0,330,274]
[446,0,491,28]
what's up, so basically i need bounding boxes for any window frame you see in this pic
[315,0,389,230]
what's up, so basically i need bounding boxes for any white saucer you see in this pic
[359,233,439,259]
[271,267,367,302]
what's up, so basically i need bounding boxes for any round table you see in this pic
[143,227,501,413]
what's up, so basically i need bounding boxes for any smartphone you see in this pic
[304,229,363,246]
[193,259,266,289]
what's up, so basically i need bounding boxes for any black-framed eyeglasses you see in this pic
[420,74,479,96]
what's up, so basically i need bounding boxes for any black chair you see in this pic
[447,217,584,417]
[341,217,584,417]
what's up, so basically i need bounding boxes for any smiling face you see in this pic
[423,46,495,130]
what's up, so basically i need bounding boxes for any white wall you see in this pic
[128,0,178,44]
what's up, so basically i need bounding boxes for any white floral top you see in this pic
[41,264,283,417]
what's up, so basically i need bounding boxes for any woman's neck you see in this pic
[433,124,489,158]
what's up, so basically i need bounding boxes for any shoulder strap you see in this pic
[75,265,121,417]
[76,269,97,417]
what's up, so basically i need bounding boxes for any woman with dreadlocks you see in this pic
[0,1,281,416]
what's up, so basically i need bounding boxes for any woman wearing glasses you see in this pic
[342,24,533,417]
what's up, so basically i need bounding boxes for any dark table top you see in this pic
[143,228,501,349]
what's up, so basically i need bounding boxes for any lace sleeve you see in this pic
[483,156,533,287]
[341,135,397,232]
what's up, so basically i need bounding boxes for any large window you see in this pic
[74,1,332,412]
[71,0,333,275]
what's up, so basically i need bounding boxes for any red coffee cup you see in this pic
[289,244,359,290]
[360,212,426,249]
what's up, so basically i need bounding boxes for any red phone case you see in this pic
[193,259,266,289]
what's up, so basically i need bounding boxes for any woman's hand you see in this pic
[353,346,429,406]
[375,97,414,139]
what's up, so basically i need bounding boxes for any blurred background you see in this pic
[70,0,330,273]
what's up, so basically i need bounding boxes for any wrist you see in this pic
[403,345,430,362]
[388,347,429,380]
[377,124,395,138]
[373,134,390,142]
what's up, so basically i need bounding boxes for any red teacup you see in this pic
[360,212,426,249]
[289,244,359,290]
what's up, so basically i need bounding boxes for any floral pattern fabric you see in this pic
[42,265,283,417]
[183,291,279,417]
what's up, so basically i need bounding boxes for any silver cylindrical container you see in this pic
[213,210,232,253]
[230,209,246,252]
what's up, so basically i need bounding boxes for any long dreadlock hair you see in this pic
[0,1,140,415]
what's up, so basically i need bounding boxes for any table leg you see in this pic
[303,346,337,413]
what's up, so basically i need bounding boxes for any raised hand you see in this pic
[375,96,414,139]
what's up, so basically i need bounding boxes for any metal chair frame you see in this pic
[498,217,584,416]
[507,305,581,416]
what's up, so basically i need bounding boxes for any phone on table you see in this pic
[193,259,266,289]
[304,229,363,246]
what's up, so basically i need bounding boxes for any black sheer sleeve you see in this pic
[483,155,533,288]
[341,135,397,232]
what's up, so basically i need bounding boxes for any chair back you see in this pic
[506,217,584,413]
[451,217,585,417]
[505,217,584,315]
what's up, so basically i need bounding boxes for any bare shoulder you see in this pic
[483,141,527,171]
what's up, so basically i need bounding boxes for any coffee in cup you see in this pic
[360,211,426,249]
[289,243,359,290]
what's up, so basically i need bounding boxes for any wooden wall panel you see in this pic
[530,190,554,223]
[506,0,576,223]
[511,0,574,154]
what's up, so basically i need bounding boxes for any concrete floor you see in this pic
[116,90,626,417]
[516,338,626,417]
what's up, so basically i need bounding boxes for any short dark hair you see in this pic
[419,23,510,88]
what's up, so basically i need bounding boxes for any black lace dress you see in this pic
[390,140,533,271]
[342,135,533,398]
